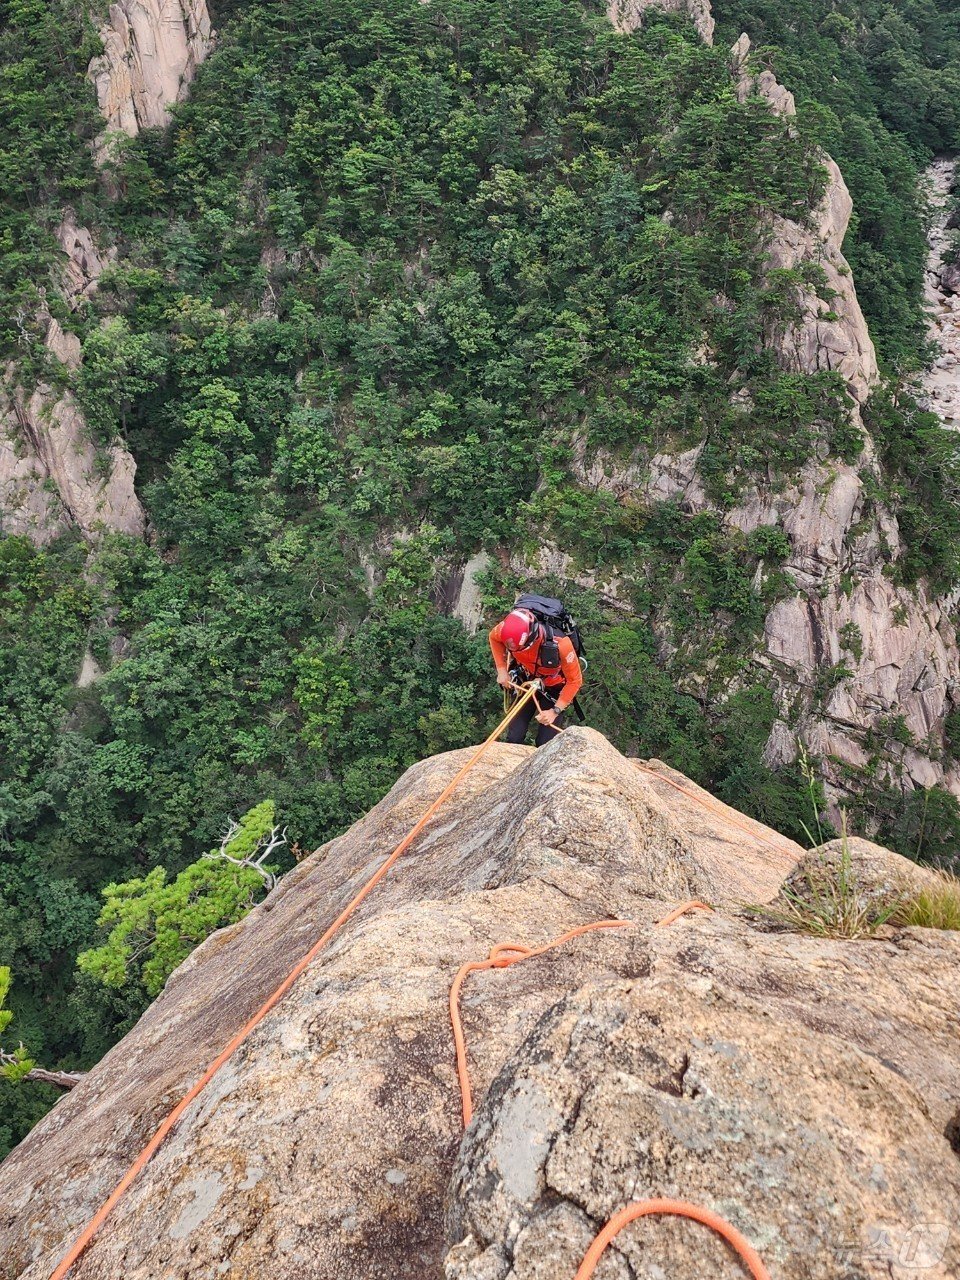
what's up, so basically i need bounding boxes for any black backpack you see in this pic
[514,594,585,658]
[513,594,587,719]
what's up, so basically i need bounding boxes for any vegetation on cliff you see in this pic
[2,0,960,1157]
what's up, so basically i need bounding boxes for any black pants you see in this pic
[506,689,566,747]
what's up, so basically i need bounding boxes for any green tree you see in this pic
[0,967,34,1082]
[77,802,284,1000]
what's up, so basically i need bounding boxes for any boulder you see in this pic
[448,919,960,1278]
[779,835,951,909]
[941,262,960,297]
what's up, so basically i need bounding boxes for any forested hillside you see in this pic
[1,0,959,1157]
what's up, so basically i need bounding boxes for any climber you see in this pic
[489,607,583,746]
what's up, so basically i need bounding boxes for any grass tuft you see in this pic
[757,839,900,939]
[892,877,960,931]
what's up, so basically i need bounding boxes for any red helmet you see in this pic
[501,608,538,651]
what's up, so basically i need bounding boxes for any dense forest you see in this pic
[1,0,959,1157]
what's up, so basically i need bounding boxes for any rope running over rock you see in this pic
[449,899,771,1279]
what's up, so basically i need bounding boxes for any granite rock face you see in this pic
[921,157,960,430]
[1,0,207,538]
[447,924,960,1279]
[607,0,715,45]
[1,729,957,1280]
[88,0,212,154]
[734,34,878,405]
[0,219,145,544]
[517,37,960,818]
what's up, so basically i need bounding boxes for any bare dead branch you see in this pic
[204,823,288,893]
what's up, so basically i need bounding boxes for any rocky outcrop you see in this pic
[607,0,715,46]
[734,34,879,405]
[738,90,959,801]
[527,39,960,816]
[2,0,208,538]
[778,835,950,909]
[1,729,957,1279]
[88,0,212,154]
[452,551,494,632]
[450,936,960,1279]
[921,156,960,429]
[0,219,145,544]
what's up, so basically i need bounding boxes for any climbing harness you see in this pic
[449,900,772,1280]
[48,687,539,1280]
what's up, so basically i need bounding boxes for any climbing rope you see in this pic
[449,920,632,1126]
[51,683,771,1279]
[449,903,712,1126]
[448,899,770,1280]
[574,1199,771,1280]
[48,685,539,1280]
[655,899,713,927]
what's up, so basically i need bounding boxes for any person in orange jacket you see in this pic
[489,606,583,745]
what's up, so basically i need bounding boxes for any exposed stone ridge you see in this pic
[921,155,960,429]
[507,36,960,819]
[0,217,145,544]
[448,930,960,1279]
[608,0,715,46]
[727,41,958,806]
[0,729,956,1279]
[733,33,878,405]
[88,0,212,156]
[3,0,211,537]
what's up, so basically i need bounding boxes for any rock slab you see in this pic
[0,729,957,1279]
[89,0,212,153]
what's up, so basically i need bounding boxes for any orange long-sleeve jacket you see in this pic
[489,622,583,712]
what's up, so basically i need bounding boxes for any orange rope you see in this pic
[655,899,713,927]
[574,1198,771,1280]
[449,920,631,1126]
[48,685,539,1280]
[449,900,769,1280]
[449,902,713,1127]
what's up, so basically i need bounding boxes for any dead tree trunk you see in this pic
[24,1067,84,1090]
